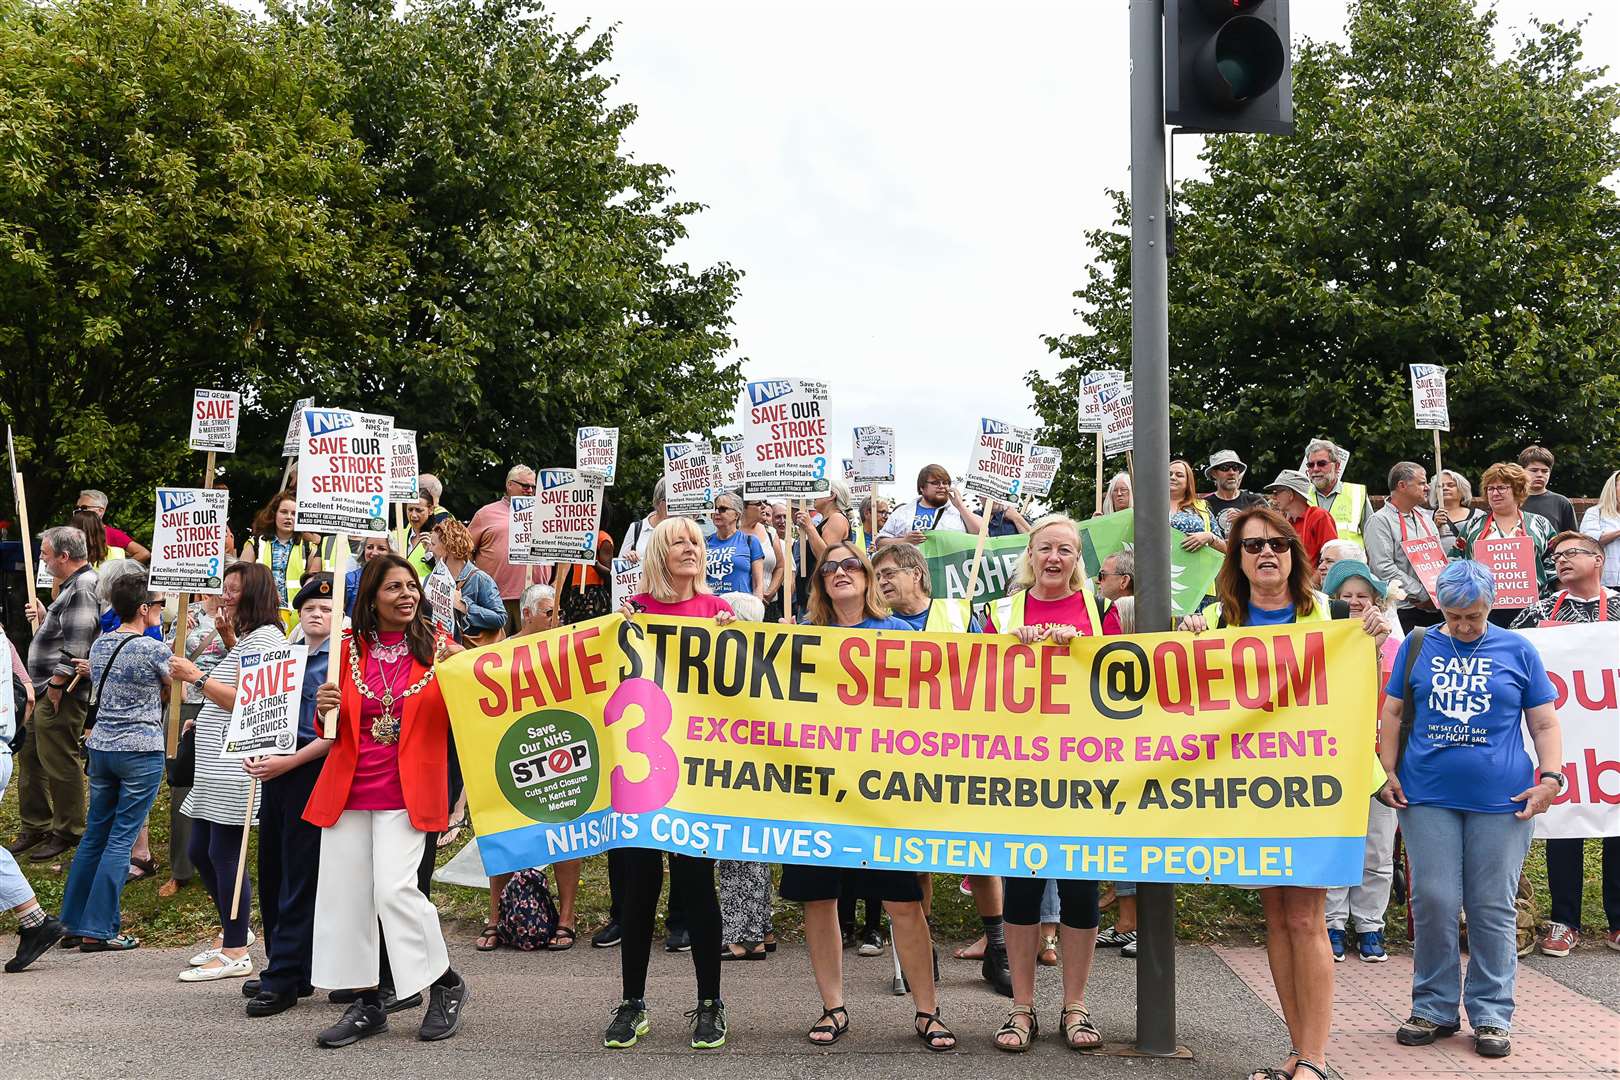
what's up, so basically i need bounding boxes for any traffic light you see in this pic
[1165,0,1293,135]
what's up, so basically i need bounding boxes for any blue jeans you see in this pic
[59,749,166,940]
[1399,804,1532,1031]
[0,753,39,910]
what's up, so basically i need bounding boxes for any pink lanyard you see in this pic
[1397,511,1435,542]
[1547,590,1607,624]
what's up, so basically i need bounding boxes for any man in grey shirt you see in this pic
[1365,462,1443,632]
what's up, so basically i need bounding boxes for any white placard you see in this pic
[576,427,620,486]
[742,378,831,499]
[36,558,52,593]
[220,642,308,759]
[281,396,315,459]
[189,389,240,453]
[716,437,746,492]
[425,564,456,634]
[610,557,641,612]
[1079,368,1123,434]
[507,495,545,566]
[842,459,875,499]
[664,442,716,517]
[1410,364,1449,431]
[1517,623,1620,840]
[149,487,229,594]
[389,428,419,502]
[1022,445,1063,498]
[294,408,392,537]
[532,469,603,565]
[1101,380,1134,457]
[851,425,895,483]
[964,418,1033,502]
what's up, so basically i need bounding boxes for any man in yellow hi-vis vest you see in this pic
[1303,438,1371,546]
[868,541,1013,995]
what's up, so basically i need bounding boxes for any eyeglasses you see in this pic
[1239,537,1291,555]
[1551,548,1600,562]
[1210,464,1242,473]
[1305,460,1334,470]
[1483,485,1512,495]
[874,567,916,582]
[74,505,98,513]
[1096,570,1131,580]
[513,482,536,493]
[819,557,864,577]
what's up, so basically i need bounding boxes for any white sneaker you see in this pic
[188,929,255,966]
[178,953,253,982]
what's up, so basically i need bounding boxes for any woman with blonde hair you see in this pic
[1432,469,1484,555]
[1169,458,1225,553]
[425,518,505,646]
[604,517,735,1052]
[796,478,858,560]
[984,516,1121,1052]
[1580,469,1620,588]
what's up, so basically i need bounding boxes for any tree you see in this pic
[1030,0,1620,515]
[255,0,744,526]
[0,0,389,532]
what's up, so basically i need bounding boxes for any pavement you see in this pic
[1,934,1615,1080]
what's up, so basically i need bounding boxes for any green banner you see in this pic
[1170,541,1224,618]
[920,531,1029,602]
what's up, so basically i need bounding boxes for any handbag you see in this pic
[166,704,201,788]
[84,632,139,733]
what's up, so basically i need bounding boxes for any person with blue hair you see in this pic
[1378,558,1565,1060]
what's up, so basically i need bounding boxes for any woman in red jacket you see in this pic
[304,554,467,1049]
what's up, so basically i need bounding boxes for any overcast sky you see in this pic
[535,0,1617,502]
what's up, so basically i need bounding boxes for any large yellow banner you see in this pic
[438,615,1378,887]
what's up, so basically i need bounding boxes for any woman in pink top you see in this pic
[605,517,734,1052]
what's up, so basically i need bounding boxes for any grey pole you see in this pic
[1128,0,1178,1057]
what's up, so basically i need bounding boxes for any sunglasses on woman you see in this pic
[819,557,864,577]
[1239,537,1291,555]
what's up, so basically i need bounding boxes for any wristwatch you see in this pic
[192,674,209,691]
[1538,770,1566,790]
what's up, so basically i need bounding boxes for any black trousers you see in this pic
[838,891,886,934]
[1004,877,1099,930]
[619,848,721,1001]
[257,757,323,994]
[608,847,687,931]
[1547,836,1620,931]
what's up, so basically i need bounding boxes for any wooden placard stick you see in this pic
[783,501,796,625]
[13,470,39,632]
[1094,432,1105,516]
[166,451,217,758]
[229,778,256,919]
[321,532,349,739]
[961,505,993,608]
[1432,430,1444,489]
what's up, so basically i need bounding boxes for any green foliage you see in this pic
[1031,0,1620,513]
[0,0,742,537]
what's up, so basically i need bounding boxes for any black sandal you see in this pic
[1293,1061,1329,1079]
[547,925,576,951]
[994,1005,1038,1053]
[914,1008,956,1052]
[807,1005,849,1045]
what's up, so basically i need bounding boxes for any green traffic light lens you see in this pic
[1209,16,1284,103]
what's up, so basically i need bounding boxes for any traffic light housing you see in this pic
[1165,0,1293,135]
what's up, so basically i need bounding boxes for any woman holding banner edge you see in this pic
[608,516,733,1052]
[983,516,1118,1052]
[1179,506,1390,1080]
[784,539,956,1052]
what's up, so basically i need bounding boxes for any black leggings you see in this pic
[190,819,252,948]
[1004,877,1099,930]
[619,848,721,1001]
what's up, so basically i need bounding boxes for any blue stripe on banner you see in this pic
[476,808,1366,887]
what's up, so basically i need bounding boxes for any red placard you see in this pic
[1475,536,1538,608]
[1401,537,1450,602]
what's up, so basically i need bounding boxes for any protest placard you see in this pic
[663,442,715,517]
[1022,445,1062,498]
[964,418,1033,503]
[149,488,229,594]
[507,495,545,566]
[1101,380,1134,457]
[220,642,308,758]
[425,564,457,634]
[1410,364,1449,431]
[443,619,1377,887]
[1401,537,1450,602]
[1078,368,1123,434]
[1520,622,1620,840]
[281,396,315,459]
[851,425,895,483]
[922,531,1028,604]
[388,428,419,503]
[1475,536,1539,607]
[532,469,603,565]
[716,437,746,491]
[188,389,240,453]
[576,427,619,486]
[842,458,874,499]
[610,557,642,613]
[742,378,831,499]
[294,408,392,537]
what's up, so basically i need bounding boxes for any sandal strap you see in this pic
[1293,1062,1329,1080]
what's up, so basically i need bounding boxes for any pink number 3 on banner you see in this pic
[604,678,678,814]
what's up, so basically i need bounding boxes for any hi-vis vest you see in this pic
[94,546,127,570]
[394,527,433,582]
[993,586,1104,635]
[1201,590,1332,628]
[923,598,975,633]
[256,536,312,610]
[1318,483,1368,545]
[850,513,867,554]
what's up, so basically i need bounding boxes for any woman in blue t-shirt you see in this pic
[1377,559,1563,1060]
[705,492,764,597]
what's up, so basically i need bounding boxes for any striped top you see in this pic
[180,623,284,826]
